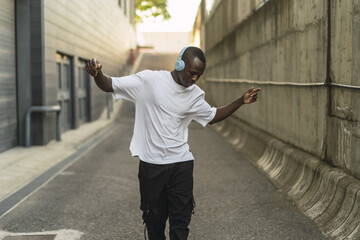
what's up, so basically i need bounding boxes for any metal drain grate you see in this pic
[3,235,57,240]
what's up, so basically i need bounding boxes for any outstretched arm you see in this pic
[86,59,113,92]
[209,87,261,125]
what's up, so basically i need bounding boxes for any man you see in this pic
[86,46,260,240]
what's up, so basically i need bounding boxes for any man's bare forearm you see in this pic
[94,71,113,92]
[208,87,261,125]
[85,58,113,92]
[209,97,244,125]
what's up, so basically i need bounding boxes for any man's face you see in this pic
[178,57,206,88]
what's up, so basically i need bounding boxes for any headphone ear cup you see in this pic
[175,59,185,71]
[175,46,189,71]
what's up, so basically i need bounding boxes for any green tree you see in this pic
[135,0,171,24]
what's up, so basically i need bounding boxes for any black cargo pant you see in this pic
[138,160,195,240]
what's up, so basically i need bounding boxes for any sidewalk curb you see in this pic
[212,116,360,240]
[0,99,123,205]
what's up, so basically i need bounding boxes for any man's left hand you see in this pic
[243,87,261,104]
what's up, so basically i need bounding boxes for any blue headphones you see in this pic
[175,46,190,71]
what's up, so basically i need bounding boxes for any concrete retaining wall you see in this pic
[196,0,360,238]
[326,0,360,179]
[213,118,360,239]
[204,0,329,159]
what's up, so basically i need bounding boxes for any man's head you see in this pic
[174,46,206,88]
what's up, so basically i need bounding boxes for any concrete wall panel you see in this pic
[204,0,328,158]
[0,0,17,152]
[326,0,360,177]
[331,0,354,86]
[236,0,251,24]
[206,81,328,158]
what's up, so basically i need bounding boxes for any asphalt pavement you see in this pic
[0,100,327,239]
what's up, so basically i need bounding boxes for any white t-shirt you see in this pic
[112,70,216,164]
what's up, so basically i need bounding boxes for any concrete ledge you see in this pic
[212,116,360,240]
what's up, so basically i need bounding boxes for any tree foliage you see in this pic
[135,0,171,24]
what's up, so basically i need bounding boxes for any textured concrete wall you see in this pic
[202,0,360,178]
[326,0,360,178]
[204,0,328,159]
[198,0,360,238]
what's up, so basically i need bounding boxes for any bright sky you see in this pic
[136,0,202,32]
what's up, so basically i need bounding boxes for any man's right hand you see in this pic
[86,58,102,77]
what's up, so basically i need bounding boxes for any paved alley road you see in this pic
[0,101,327,239]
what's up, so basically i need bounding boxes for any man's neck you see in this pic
[171,70,181,85]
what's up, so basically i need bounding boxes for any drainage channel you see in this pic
[0,229,83,240]
[3,235,56,240]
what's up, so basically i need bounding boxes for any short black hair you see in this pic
[182,46,206,64]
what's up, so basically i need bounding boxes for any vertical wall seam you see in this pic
[15,0,19,146]
[326,0,332,95]
[323,0,332,163]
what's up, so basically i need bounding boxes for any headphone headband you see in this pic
[178,46,189,60]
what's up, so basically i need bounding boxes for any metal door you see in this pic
[77,61,91,124]
[56,53,73,132]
